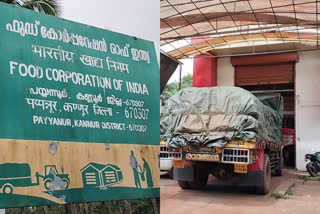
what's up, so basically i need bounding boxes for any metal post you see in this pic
[178,63,182,90]
[151,197,159,214]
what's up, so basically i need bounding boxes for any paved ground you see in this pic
[160,169,320,214]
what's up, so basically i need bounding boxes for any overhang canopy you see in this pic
[161,0,320,59]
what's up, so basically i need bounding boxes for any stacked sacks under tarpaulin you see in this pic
[160,87,283,149]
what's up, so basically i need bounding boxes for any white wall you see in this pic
[296,50,320,170]
[61,0,160,61]
[217,57,234,86]
[215,53,320,171]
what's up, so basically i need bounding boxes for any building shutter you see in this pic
[230,52,298,86]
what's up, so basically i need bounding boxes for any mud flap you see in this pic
[173,167,194,181]
[231,171,264,186]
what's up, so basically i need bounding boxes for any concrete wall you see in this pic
[295,50,320,170]
[217,57,234,86]
[215,52,320,171]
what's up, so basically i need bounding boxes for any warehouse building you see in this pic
[161,0,320,170]
[81,163,123,188]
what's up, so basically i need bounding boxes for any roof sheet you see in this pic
[161,0,320,59]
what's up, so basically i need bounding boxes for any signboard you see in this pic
[0,2,159,208]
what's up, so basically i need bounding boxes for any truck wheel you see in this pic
[256,154,271,195]
[178,180,190,189]
[274,165,282,176]
[168,169,173,179]
[188,167,209,190]
[44,179,52,190]
[2,183,13,194]
[274,152,283,176]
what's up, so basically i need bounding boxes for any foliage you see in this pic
[272,183,295,199]
[6,199,155,214]
[6,206,64,214]
[162,74,193,102]
[0,0,60,16]
[298,175,311,182]
[130,198,154,214]
[162,82,179,101]
[285,183,295,196]
[272,193,288,199]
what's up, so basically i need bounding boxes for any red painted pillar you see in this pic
[192,38,217,87]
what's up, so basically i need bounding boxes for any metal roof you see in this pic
[161,0,320,59]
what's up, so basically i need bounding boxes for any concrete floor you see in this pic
[160,169,320,214]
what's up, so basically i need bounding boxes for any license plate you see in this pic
[173,160,184,168]
[234,164,247,174]
[225,141,256,149]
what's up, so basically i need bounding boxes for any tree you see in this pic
[0,0,60,16]
[162,74,193,102]
[180,74,193,89]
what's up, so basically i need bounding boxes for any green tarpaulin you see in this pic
[160,87,283,149]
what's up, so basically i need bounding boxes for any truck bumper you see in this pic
[173,166,263,186]
[228,171,264,186]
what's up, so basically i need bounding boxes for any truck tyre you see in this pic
[188,167,209,190]
[256,154,271,195]
[274,152,283,176]
[168,168,173,179]
[274,164,282,176]
[178,180,190,189]
[2,183,13,194]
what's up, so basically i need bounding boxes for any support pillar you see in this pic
[191,38,217,87]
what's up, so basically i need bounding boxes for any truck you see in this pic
[0,163,70,194]
[160,87,283,194]
[160,139,181,178]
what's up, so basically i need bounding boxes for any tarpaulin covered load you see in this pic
[160,87,283,149]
